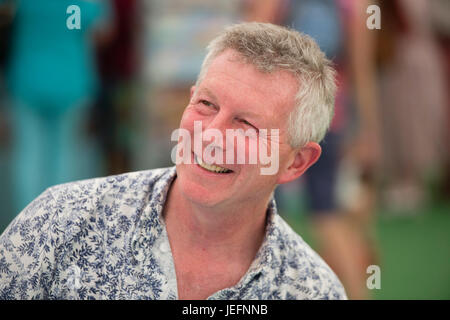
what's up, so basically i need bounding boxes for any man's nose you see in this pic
[205,111,231,132]
[201,113,239,165]
[203,112,230,144]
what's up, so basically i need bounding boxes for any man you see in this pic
[0,22,346,299]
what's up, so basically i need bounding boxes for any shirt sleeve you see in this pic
[0,188,61,299]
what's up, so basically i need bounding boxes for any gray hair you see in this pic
[196,22,337,148]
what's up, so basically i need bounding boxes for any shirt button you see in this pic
[159,242,170,253]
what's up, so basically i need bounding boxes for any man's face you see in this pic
[175,49,300,209]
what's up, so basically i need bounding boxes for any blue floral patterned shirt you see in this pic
[0,167,347,300]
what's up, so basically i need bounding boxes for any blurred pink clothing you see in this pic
[380,0,448,179]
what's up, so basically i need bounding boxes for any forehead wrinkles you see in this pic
[201,65,297,123]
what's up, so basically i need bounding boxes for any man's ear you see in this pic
[276,142,321,185]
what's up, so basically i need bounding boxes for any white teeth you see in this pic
[195,155,231,173]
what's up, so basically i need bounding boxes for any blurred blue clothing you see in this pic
[304,131,340,213]
[286,0,346,215]
[7,0,108,112]
[9,102,103,213]
[287,0,343,59]
[4,0,109,215]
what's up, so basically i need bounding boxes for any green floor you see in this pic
[282,202,450,300]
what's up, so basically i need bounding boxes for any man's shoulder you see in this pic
[273,214,347,300]
[0,167,175,299]
[3,167,175,243]
[46,167,174,206]
[49,167,173,195]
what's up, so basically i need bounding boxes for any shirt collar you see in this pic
[131,167,177,262]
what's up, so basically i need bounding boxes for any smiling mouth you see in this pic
[194,154,233,174]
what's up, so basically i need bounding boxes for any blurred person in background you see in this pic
[2,0,111,219]
[377,0,448,212]
[278,0,382,299]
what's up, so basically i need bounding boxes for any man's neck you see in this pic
[163,178,270,263]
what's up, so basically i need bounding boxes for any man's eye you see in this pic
[199,100,214,108]
[241,119,258,131]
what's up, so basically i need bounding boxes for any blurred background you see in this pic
[0,0,448,299]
